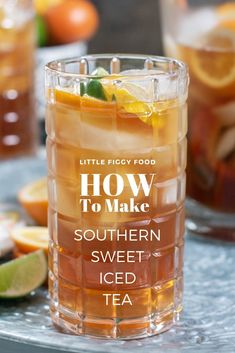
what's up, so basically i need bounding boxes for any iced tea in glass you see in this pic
[0,0,37,158]
[46,55,188,339]
[161,0,235,241]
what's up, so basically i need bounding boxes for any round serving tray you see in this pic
[0,156,234,353]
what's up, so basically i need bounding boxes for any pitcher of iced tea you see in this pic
[160,0,235,241]
[0,0,37,158]
[46,54,188,338]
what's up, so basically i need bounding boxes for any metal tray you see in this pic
[0,156,234,353]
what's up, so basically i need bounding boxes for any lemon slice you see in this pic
[11,226,49,254]
[190,28,235,88]
[103,81,157,125]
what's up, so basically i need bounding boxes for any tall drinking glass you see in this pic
[160,0,235,241]
[46,54,188,339]
[0,0,37,158]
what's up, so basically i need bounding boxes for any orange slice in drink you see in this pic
[18,178,48,227]
[55,89,81,107]
[11,226,49,254]
[190,28,235,89]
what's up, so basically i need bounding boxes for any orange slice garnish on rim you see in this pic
[190,28,235,89]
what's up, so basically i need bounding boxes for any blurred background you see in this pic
[1,0,235,242]
[89,0,162,55]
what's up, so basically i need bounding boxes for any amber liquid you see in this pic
[47,89,187,338]
[0,19,37,158]
[177,43,235,213]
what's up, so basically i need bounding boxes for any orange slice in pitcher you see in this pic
[190,28,235,89]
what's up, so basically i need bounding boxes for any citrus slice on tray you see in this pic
[0,210,22,258]
[18,178,48,226]
[190,28,235,89]
[0,250,47,298]
[0,211,20,224]
[11,226,49,254]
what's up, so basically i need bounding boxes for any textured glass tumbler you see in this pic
[160,0,235,241]
[46,54,188,339]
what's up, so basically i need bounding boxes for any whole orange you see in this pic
[46,0,99,44]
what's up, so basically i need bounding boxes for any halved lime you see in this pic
[0,250,47,298]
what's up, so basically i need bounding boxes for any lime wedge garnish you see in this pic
[0,250,47,298]
[80,67,108,101]
[86,80,107,101]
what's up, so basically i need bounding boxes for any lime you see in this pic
[0,250,47,298]
[91,67,109,77]
[86,80,107,101]
[80,82,86,96]
[80,67,109,100]
[36,15,48,47]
